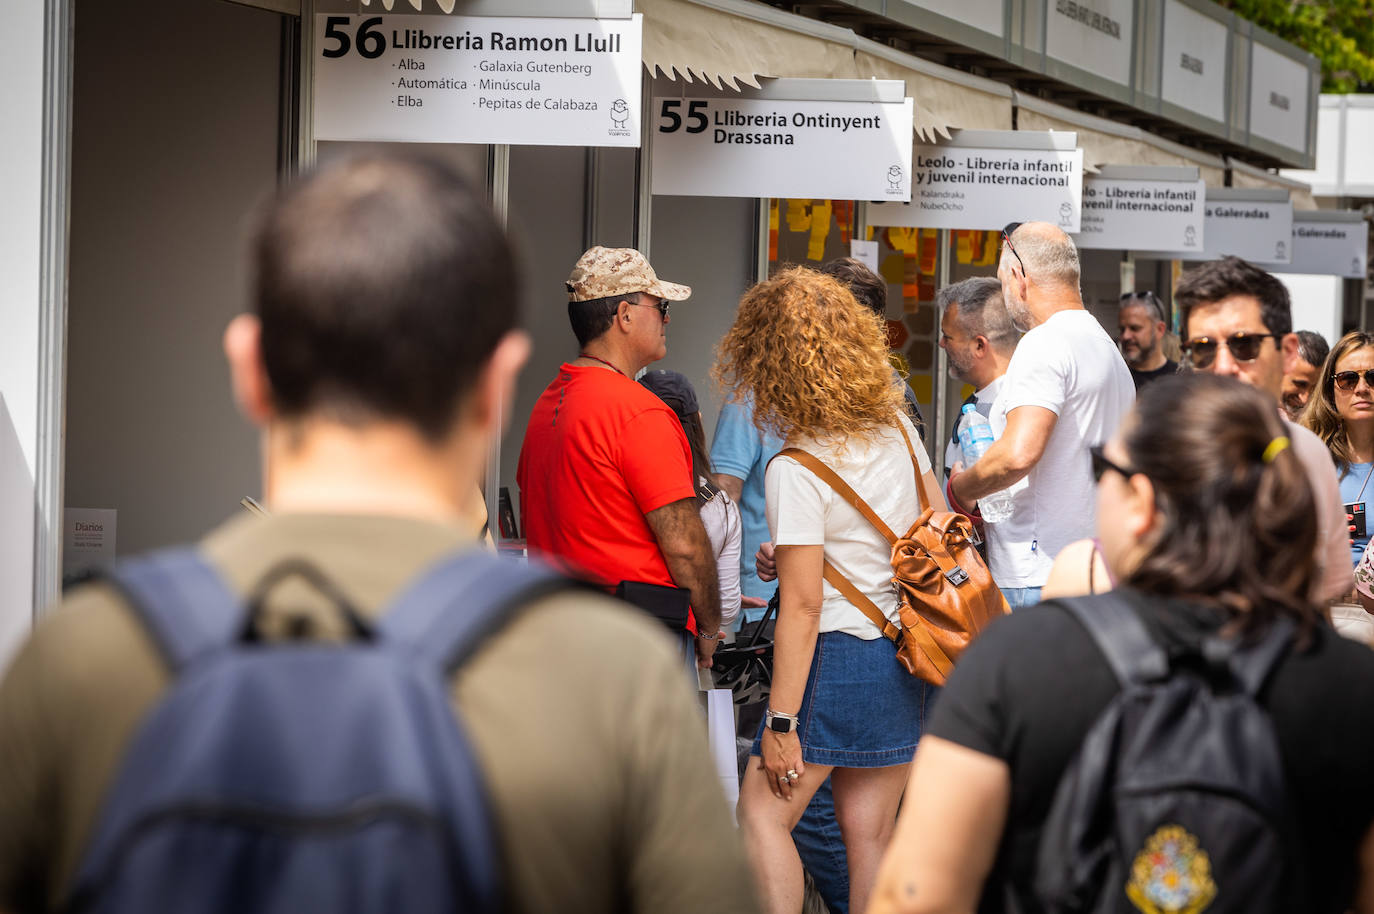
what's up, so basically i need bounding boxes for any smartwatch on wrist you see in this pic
[765,710,799,734]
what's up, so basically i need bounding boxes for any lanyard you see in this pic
[577,353,625,377]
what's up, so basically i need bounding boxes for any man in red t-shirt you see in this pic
[517,246,722,668]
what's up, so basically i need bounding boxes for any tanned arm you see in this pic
[645,497,723,666]
[712,473,744,505]
[950,406,1057,506]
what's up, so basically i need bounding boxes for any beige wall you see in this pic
[64,0,283,560]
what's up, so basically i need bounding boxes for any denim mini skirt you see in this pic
[752,630,939,768]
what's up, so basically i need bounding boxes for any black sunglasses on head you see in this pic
[1182,332,1278,369]
[1002,222,1027,276]
[1333,369,1374,392]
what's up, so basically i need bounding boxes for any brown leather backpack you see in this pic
[780,422,1009,686]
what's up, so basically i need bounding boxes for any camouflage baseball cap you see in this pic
[565,246,692,303]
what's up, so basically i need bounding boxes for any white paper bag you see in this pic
[704,688,740,822]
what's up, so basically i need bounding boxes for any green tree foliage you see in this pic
[1219,0,1374,92]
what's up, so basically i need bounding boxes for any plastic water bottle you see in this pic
[956,404,1015,523]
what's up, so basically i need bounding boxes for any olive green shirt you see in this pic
[0,513,758,914]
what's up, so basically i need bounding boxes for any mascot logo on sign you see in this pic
[610,99,630,130]
[1058,201,1074,228]
[1125,825,1217,914]
[887,165,904,190]
[1184,225,1197,248]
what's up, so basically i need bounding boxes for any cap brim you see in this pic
[649,280,692,302]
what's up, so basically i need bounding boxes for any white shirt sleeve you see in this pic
[765,455,831,547]
[1001,327,1068,416]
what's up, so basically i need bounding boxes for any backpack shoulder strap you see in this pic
[893,418,935,513]
[103,547,243,672]
[1207,616,1296,697]
[1048,593,1169,687]
[775,447,898,543]
[379,550,575,672]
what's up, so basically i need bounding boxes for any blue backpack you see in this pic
[66,547,572,914]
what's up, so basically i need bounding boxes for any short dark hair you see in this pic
[1175,256,1292,338]
[1123,373,1319,640]
[1295,330,1330,369]
[820,257,887,318]
[253,155,518,442]
[569,293,634,347]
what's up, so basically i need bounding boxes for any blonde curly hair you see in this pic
[714,266,905,442]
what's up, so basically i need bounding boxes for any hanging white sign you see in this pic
[868,142,1083,231]
[1075,176,1206,251]
[650,94,914,200]
[1263,216,1369,278]
[1045,0,1134,86]
[63,508,117,575]
[1145,193,1293,263]
[1160,0,1228,123]
[313,14,643,147]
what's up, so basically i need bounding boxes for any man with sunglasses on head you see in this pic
[948,222,1134,609]
[1175,255,1352,603]
[1118,291,1177,390]
[518,246,724,670]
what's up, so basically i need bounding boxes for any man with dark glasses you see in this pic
[1175,255,1352,604]
[949,222,1133,610]
[519,246,726,671]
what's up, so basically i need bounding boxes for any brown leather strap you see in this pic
[822,560,953,677]
[820,560,903,641]
[901,611,956,679]
[893,420,942,515]
[778,448,898,543]
[780,439,956,678]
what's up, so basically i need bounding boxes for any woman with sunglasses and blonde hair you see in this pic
[717,266,943,914]
[1302,330,1374,569]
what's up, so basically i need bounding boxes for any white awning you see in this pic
[638,0,1013,139]
[1014,93,1226,185]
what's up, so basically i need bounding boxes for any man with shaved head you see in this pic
[948,222,1134,607]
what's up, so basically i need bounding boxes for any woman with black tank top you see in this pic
[869,372,1374,914]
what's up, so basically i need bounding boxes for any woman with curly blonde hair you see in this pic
[717,267,945,914]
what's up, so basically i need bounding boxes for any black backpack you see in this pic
[1032,594,1295,914]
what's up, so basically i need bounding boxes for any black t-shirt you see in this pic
[1129,359,1178,390]
[927,589,1374,913]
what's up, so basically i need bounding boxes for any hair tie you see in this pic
[1262,436,1290,464]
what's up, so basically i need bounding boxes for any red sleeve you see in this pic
[619,407,696,515]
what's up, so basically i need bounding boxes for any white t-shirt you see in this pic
[766,414,930,639]
[945,375,1006,475]
[699,482,744,628]
[986,309,1135,589]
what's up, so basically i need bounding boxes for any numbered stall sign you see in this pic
[313,13,643,147]
[650,89,915,200]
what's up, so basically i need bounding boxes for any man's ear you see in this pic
[615,297,635,333]
[470,330,531,431]
[1156,320,1168,337]
[1280,332,1300,375]
[223,314,274,427]
[973,335,990,357]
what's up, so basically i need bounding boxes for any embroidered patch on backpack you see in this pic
[1125,825,1218,914]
